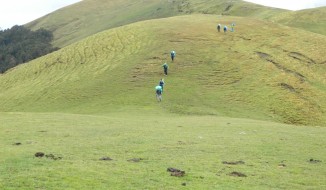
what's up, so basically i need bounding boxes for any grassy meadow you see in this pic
[1,112,325,189]
[0,10,326,190]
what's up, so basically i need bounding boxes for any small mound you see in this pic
[229,171,247,177]
[222,160,245,165]
[167,167,185,177]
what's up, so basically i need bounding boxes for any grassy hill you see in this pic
[26,0,286,47]
[269,7,326,36]
[2,14,326,126]
[1,14,326,189]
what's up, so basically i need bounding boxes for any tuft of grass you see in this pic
[0,112,325,189]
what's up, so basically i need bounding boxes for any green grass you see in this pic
[26,0,325,50]
[1,13,326,190]
[2,15,326,126]
[269,7,326,36]
[1,112,325,189]
[26,0,287,47]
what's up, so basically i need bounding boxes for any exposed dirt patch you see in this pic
[279,83,297,93]
[45,154,62,160]
[167,167,185,177]
[35,152,45,157]
[308,158,322,163]
[238,36,251,41]
[256,51,305,82]
[256,51,272,60]
[151,56,161,60]
[229,171,247,177]
[222,160,245,165]
[99,157,113,161]
[128,158,143,162]
[35,152,62,160]
[278,163,286,168]
[288,52,316,64]
[169,40,186,43]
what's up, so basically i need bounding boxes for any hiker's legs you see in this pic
[156,94,162,102]
[164,68,168,75]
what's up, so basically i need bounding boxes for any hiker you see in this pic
[217,24,221,32]
[224,25,228,33]
[159,78,165,92]
[231,23,235,32]
[155,85,163,102]
[170,50,176,61]
[162,63,168,75]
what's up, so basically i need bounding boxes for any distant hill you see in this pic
[26,0,286,48]
[2,15,326,126]
[269,7,326,36]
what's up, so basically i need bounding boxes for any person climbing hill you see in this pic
[162,63,168,75]
[159,78,165,92]
[155,85,163,102]
[170,50,176,62]
[231,23,235,32]
[224,25,228,33]
[217,24,221,32]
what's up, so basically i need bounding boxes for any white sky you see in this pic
[0,0,81,30]
[244,0,326,10]
[0,0,326,30]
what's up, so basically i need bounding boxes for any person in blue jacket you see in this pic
[170,50,176,61]
[224,25,228,33]
[159,78,165,92]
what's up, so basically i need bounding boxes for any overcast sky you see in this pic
[0,0,81,30]
[1,0,326,30]
[244,0,326,10]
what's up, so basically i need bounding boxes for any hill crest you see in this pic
[26,0,287,47]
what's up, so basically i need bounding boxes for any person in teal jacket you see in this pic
[155,85,163,102]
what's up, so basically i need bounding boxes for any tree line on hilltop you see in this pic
[0,25,58,73]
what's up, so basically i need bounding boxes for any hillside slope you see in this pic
[269,7,326,36]
[26,0,286,47]
[2,15,326,126]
